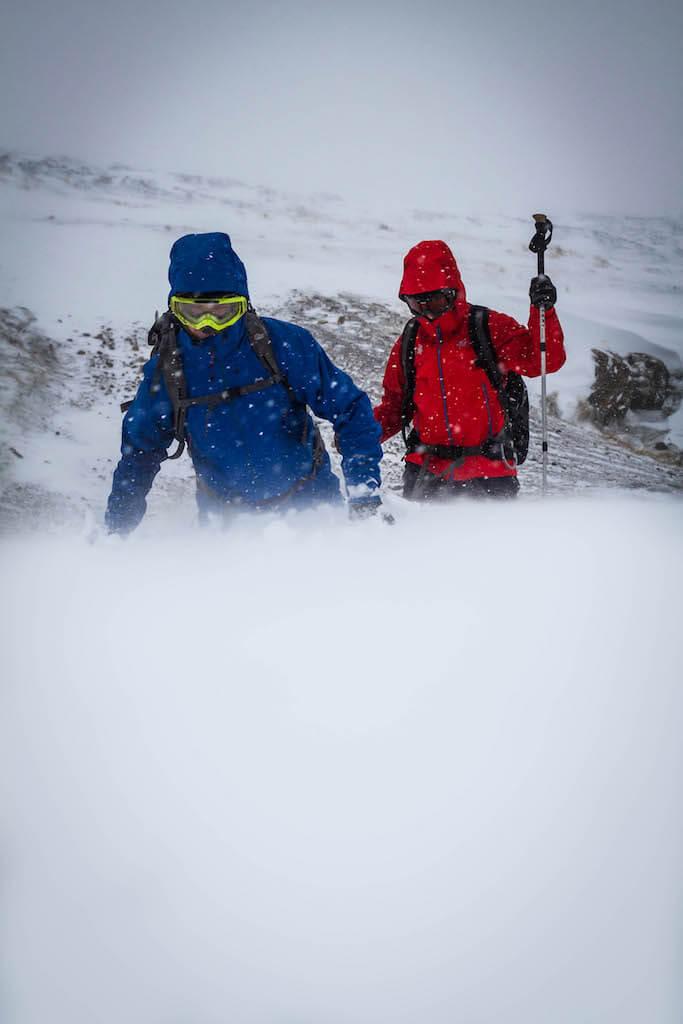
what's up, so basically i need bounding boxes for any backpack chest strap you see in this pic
[177,373,284,411]
[135,309,312,461]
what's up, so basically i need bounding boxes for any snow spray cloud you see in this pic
[2,497,683,1023]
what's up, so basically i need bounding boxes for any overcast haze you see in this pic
[1,0,682,217]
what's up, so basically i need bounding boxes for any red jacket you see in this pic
[374,240,566,481]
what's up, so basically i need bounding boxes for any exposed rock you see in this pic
[625,352,675,412]
[546,391,561,419]
[589,350,633,425]
[0,307,66,427]
[588,348,682,427]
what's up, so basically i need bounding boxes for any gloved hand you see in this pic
[529,274,557,309]
[348,496,395,524]
[348,495,382,520]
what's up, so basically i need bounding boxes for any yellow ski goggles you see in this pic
[170,294,248,332]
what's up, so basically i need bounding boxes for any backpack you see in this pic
[400,304,529,465]
[121,309,325,470]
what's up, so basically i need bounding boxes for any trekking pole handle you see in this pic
[529,214,553,276]
[528,214,553,494]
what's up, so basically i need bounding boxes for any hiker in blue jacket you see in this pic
[106,232,383,532]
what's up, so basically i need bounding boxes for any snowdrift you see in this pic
[3,497,682,1023]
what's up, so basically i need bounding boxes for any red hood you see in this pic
[399,240,468,337]
[399,240,466,300]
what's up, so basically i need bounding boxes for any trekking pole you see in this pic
[529,214,553,495]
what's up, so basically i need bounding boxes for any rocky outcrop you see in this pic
[581,348,683,463]
[587,349,682,426]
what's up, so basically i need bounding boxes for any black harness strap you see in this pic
[158,318,188,459]
[468,305,512,425]
[243,308,311,447]
[399,317,420,448]
[244,310,283,379]
[176,375,281,411]
[121,307,325,482]
[400,305,514,466]
[403,428,511,465]
[123,313,186,459]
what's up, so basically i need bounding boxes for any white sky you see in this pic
[1,0,682,216]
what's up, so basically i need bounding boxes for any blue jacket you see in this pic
[106,233,383,532]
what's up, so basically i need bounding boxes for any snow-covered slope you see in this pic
[1,154,682,1024]
[1,151,682,530]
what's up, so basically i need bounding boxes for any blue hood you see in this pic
[168,232,249,299]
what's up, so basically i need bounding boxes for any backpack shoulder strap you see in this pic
[150,311,187,460]
[124,310,313,461]
[158,311,283,461]
[244,309,285,382]
[468,305,498,385]
[400,317,420,445]
[244,309,314,446]
[468,305,510,421]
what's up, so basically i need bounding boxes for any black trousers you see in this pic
[403,461,520,501]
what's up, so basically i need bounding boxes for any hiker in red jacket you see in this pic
[374,240,566,499]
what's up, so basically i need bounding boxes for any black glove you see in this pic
[348,495,395,524]
[348,495,382,520]
[529,274,557,309]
